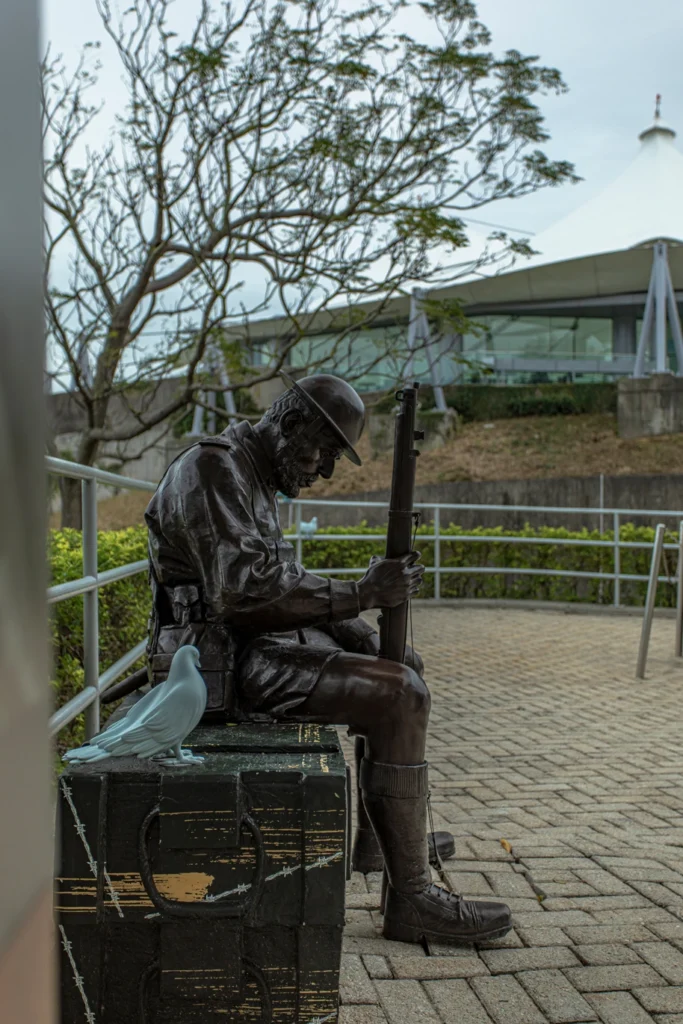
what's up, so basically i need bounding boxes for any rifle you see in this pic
[378,383,424,664]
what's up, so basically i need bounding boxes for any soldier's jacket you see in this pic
[145,420,377,716]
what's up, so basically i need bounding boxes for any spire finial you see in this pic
[640,94,674,141]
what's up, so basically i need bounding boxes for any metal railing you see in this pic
[47,456,156,739]
[288,497,683,608]
[47,455,683,738]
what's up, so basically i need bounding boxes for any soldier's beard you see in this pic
[273,453,318,499]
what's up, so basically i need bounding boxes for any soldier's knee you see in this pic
[391,665,431,721]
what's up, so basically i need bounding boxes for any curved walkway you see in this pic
[340,604,683,1024]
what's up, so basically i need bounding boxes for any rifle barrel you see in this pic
[379,383,421,664]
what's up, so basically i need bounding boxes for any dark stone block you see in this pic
[56,723,348,1023]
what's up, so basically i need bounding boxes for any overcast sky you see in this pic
[42,0,683,247]
[470,0,683,238]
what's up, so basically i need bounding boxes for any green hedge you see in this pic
[291,522,677,607]
[49,520,674,744]
[408,381,617,420]
[49,527,150,753]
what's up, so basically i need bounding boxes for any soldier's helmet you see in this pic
[280,372,365,465]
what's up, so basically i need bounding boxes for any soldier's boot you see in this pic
[351,738,384,872]
[351,737,455,873]
[360,759,512,945]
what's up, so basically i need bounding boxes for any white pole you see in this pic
[613,511,621,608]
[663,247,683,375]
[636,523,666,679]
[633,252,658,378]
[598,474,605,604]
[82,478,100,738]
[676,521,683,656]
[655,243,668,373]
[421,309,448,412]
[206,388,217,435]
[295,502,303,565]
[217,350,239,424]
[409,289,447,409]
[189,397,205,436]
[433,506,441,601]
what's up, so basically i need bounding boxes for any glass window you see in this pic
[461,316,612,360]
[274,316,619,390]
[288,325,426,391]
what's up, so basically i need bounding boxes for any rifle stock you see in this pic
[378,383,423,663]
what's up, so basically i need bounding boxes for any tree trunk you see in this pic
[60,477,82,530]
[57,315,129,530]
[58,429,102,530]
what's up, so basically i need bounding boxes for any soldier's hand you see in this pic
[358,553,424,610]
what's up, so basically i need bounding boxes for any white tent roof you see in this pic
[527,113,683,267]
[441,108,683,310]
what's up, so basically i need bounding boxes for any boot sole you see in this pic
[384,920,513,945]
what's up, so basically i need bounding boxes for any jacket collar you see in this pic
[226,420,277,491]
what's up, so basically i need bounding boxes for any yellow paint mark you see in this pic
[303,724,321,744]
[319,754,329,773]
[155,872,215,901]
[57,871,214,906]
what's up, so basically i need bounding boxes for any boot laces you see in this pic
[427,883,462,905]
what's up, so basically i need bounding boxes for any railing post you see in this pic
[613,511,620,608]
[295,501,303,565]
[433,506,441,602]
[82,478,100,738]
[636,522,666,679]
[676,520,683,657]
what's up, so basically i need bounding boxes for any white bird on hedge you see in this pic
[299,516,318,537]
[63,646,207,766]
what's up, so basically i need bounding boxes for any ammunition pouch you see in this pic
[149,583,242,721]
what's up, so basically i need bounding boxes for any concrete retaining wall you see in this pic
[301,473,683,530]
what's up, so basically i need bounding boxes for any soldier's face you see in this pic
[275,429,342,498]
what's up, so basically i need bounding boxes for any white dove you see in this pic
[63,645,207,766]
[299,515,318,537]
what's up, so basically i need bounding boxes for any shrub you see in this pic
[442,382,616,421]
[291,521,676,608]
[367,382,616,419]
[49,527,150,753]
[506,390,578,417]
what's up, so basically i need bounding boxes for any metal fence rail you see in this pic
[288,498,683,608]
[47,456,156,739]
[46,453,683,739]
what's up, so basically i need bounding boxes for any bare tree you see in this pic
[42,0,576,526]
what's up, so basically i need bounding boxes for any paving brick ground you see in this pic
[338,605,683,1024]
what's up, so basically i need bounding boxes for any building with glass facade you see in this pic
[237,109,683,392]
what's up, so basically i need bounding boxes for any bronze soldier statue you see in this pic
[144,374,512,946]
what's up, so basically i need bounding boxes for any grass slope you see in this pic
[92,413,683,529]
